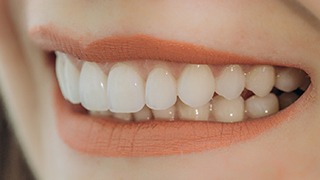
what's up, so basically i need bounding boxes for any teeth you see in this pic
[178,65,215,108]
[245,93,279,119]
[133,106,153,121]
[56,52,308,122]
[79,62,109,111]
[63,56,81,104]
[113,113,133,121]
[177,100,210,121]
[55,52,69,99]
[279,92,299,109]
[107,63,145,113]
[89,110,112,117]
[215,65,245,100]
[212,96,244,123]
[146,67,177,110]
[275,68,305,92]
[152,106,176,120]
[246,65,275,97]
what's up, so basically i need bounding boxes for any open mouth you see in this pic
[31,27,312,157]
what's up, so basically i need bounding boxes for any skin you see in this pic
[1,0,320,179]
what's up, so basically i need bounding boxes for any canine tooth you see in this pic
[215,65,245,100]
[279,92,299,109]
[134,106,153,121]
[212,96,244,123]
[275,68,305,92]
[246,65,275,97]
[178,64,215,107]
[64,56,80,104]
[107,63,145,113]
[152,106,176,120]
[177,100,210,121]
[245,93,279,119]
[55,52,68,99]
[113,113,133,121]
[79,62,109,111]
[146,67,177,110]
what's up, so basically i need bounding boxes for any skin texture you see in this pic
[0,0,320,179]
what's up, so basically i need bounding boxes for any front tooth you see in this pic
[113,113,133,121]
[275,67,305,92]
[215,65,245,100]
[55,52,68,99]
[79,62,109,111]
[146,67,177,110]
[177,100,210,121]
[246,65,275,97]
[133,106,153,121]
[245,93,279,119]
[64,56,80,104]
[152,106,176,120]
[178,65,215,107]
[212,96,244,123]
[279,92,299,109]
[107,63,145,113]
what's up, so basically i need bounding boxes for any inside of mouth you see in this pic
[55,51,311,123]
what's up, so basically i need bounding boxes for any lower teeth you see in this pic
[55,52,310,123]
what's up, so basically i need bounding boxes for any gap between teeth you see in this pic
[55,51,309,122]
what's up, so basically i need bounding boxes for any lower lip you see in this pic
[54,80,311,157]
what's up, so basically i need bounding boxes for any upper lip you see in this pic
[30,25,307,68]
[29,25,313,157]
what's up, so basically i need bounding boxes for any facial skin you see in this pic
[1,0,320,179]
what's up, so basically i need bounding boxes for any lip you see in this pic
[31,25,312,157]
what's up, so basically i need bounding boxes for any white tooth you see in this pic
[89,110,112,117]
[113,113,132,121]
[246,65,275,97]
[152,106,176,121]
[64,55,80,104]
[275,68,305,92]
[212,96,244,123]
[215,65,245,100]
[178,65,215,107]
[79,62,109,111]
[133,106,153,121]
[279,92,299,109]
[107,63,145,113]
[146,67,177,110]
[245,93,279,119]
[55,52,69,99]
[177,100,210,121]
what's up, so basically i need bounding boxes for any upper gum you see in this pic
[66,52,259,79]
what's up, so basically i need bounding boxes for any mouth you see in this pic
[30,26,312,157]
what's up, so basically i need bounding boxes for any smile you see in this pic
[30,26,312,157]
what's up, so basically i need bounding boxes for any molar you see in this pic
[275,67,305,92]
[245,93,279,119]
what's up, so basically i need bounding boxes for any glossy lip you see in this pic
[31,25,312,157]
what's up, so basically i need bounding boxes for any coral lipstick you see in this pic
[31,26,311,157]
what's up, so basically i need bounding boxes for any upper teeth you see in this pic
[55,52,309,122]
